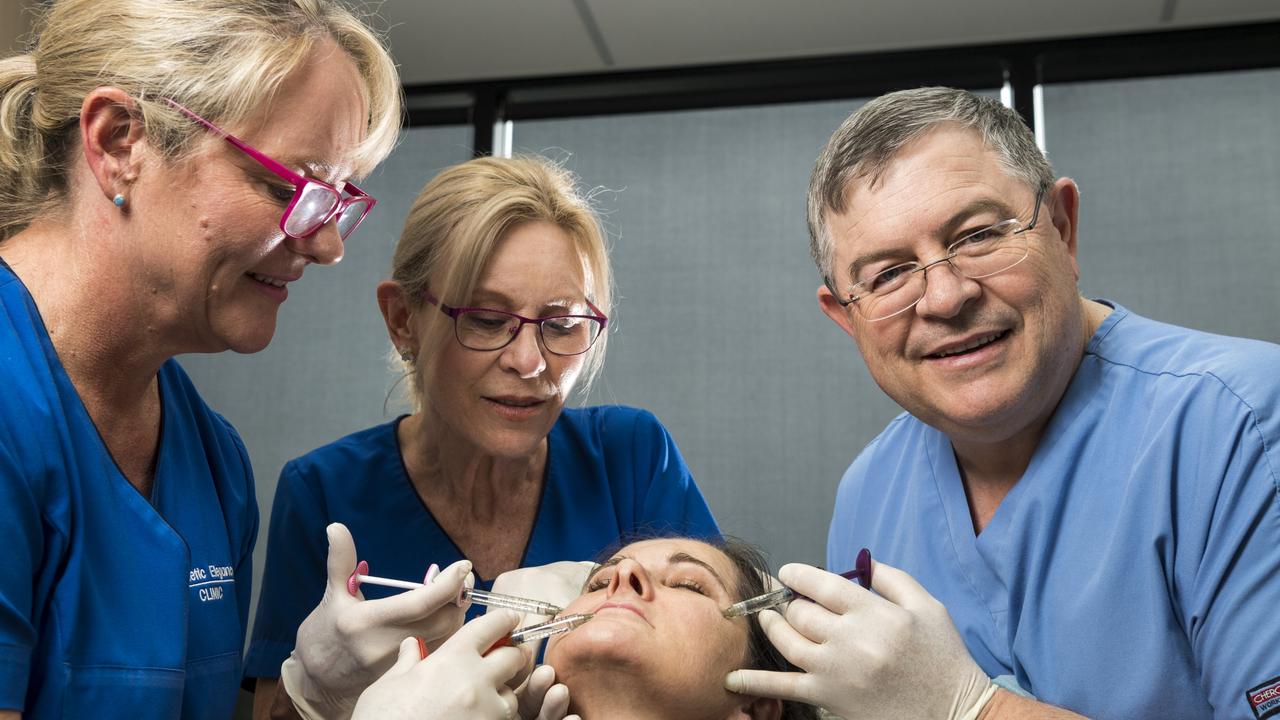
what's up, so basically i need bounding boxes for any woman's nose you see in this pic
[498,324,548,378]
[608,559,653,600]
[287,217,344,266]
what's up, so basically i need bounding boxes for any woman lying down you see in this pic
[353,536,820,719]
[546,536,818,720]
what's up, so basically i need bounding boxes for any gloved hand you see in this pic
[723,560,996,720]
[516,664,580,720]
[491,560,593,663]
[351,610,530,720]
[491,561,594,622]
[281,523,471,719]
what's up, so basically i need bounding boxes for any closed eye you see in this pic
[266,182,295,205]
[671,579,707,595]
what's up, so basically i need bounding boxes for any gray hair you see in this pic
[807,87,1053,284]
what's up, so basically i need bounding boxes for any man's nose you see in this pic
[914,259,980,319]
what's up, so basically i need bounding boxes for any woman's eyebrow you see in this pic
[668,552,730,593]
[468,289,583,313]
[585,556,625,585]
[586,552,730,593]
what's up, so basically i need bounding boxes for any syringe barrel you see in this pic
[466,588,562,616]
[508,613,592,644]
[723,587,795,617]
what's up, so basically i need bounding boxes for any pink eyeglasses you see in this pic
[165,99,376,241]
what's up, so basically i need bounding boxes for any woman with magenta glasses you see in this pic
[0,1,540,717]
[246,155,721,716]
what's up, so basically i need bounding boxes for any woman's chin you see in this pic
[213,316,278,355]
[546,623,651,675]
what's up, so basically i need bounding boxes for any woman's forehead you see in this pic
[611,538,736,578]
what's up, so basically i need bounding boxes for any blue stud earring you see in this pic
[113,194,126,208]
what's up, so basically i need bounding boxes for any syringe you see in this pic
[418,613,597,659]
[507,613,594,644]
[347,561,564,616]
[722,547,873,618]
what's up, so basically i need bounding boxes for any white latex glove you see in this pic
[516,664,580,720]
[491,561,595,622]
[723,560,997,720]
[490,561,594,664]
[282,523,471,719]
[351,610,530,720]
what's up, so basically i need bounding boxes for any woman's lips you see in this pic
[595,602,649,623]
[483,396,548,421]
[246,272,290,302]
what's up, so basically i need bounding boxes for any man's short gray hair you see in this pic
[808,87,1054,285]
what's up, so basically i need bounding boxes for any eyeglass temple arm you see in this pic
[1021,186,1049,231]
[164,99,304,184]
[164,98,368,199]
[585,299,609,328]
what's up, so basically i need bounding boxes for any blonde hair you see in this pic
[391,155,614,404]
[0,0,401,240]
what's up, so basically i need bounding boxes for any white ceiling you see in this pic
[4,1,1277,86]
[375,0,1280,86]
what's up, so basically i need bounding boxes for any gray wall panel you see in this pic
[514,100,908,569]
[1043,69,1280,343]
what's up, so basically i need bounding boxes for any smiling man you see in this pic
[725,88,1280,719]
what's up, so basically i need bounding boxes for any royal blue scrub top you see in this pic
[0,260,258,718]
[244,405,719,679]
[828,302,1280,719]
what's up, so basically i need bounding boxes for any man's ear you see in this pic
[817,283,860,340]
[79,88,147,206]
[376,280,418,355]
[1047,177,1081,280]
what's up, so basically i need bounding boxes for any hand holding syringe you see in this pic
[348,560,566,614]
[348,561,593,647]
[722,547,873,618]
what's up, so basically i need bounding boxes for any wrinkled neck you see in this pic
[398,411,546,519]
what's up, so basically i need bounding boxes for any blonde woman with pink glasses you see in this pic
[0,2,549,718]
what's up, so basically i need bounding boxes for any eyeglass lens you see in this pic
[283,184,336,237]
[336,200,370,237]
[283,183,370,240]
[858,220,1029,320]
[456,310,603,355]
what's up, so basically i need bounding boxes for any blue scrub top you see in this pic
[245,405,719,679]
[828,302,1280,719]
[0,261,258,718]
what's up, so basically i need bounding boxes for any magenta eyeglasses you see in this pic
[165,99,376,241]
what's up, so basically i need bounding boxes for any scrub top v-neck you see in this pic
[0,260,258,718]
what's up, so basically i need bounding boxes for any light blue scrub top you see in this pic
[828,303,1280,719]
[244,405,719,679]
[0,261,258,718]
